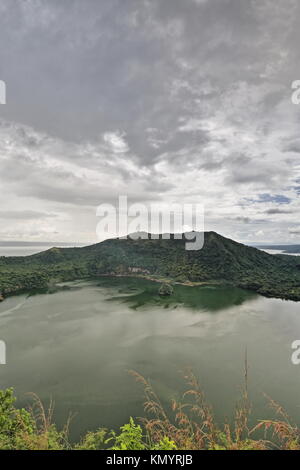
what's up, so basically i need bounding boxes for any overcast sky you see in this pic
[0,0,300,244]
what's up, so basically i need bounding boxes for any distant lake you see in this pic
[0,277,300,441]
[260,248,300,256]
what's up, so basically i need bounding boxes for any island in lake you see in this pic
[1,231,300,302]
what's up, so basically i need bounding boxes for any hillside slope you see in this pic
[1,231,300,301]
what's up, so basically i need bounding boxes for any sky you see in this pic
[0,0,300,244]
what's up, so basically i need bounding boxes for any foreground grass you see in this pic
[0,369,299,450]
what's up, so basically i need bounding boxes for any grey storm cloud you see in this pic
[288,228,300,235]
[231,216,251,224]
[265,208,293,215]
[0,210,57,220]
[0,0,300,243]
[283,139,300,154]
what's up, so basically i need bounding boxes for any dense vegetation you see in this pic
[1,370,300,450]
[0,387,174,450]
[1,231,300,301]
[158,282,174,296]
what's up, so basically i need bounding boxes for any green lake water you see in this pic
[0,277,300,441]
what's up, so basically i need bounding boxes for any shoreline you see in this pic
[1,273,299,303]
[100,273,223,288]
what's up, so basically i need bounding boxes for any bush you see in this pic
[158,283,174,296]
[1,370,300,450]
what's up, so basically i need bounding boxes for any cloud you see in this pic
[231,216,251,224]
[0,0,299,243]
[103,131,129,153]
[288,228,300,235]
[265,208,293,215]
[0,210,57,220]
[283,139,300,154]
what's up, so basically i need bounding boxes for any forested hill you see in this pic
[1,231,300,301]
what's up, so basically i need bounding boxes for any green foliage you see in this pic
[0,389,175,450]
[152,437,177,450]
[75,429,107,450]
[158,283,173,296]
[108,417,146,450]
[0,390,178,451]
[0,388,35,450]
[0,388,68,450]
[1,382,300,450]
[76,420,177,450]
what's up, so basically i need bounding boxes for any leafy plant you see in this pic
[107,417,146,450]
[1,366,300,450]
